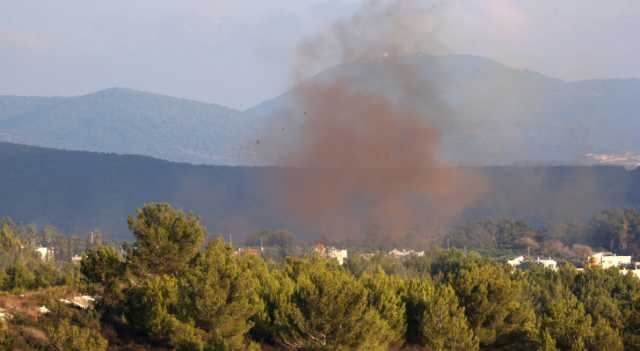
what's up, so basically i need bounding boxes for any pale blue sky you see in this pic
[1,0,639,109]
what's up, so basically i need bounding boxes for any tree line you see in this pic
[2,203,640,350]
[447,208,640,258]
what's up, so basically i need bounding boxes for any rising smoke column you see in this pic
[269,0,486,245]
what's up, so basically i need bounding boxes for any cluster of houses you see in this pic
[507,251,640,278]
[314,244,349,265]
[233,243,430,266]
[507,256,558,270]
[586,252,640,278]
[388,249,425,258]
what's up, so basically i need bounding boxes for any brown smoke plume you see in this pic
[267,0,486,245]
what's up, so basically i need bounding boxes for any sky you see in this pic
[1,0,639,109]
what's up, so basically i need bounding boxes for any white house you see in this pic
[35,247,54,261]
[388,249,425,258]
[535,257,558,271]
[327,248,348,265]
[314,244,348,265]
[589,252,632,269]
[507,256,525,268]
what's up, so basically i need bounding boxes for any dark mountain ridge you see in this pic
[1,142,638,241]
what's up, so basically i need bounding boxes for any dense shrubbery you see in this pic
[3,203,640,350]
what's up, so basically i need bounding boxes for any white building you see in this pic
[535,257,558,271]
[328,248,348,265]
[507,256,557,271]
[388,249,425,258]
[35,247,54,261]
[589,252,632,269]
[314,244,348,265]
[507,256,525,268]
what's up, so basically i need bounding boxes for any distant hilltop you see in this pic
[1,54,640,166]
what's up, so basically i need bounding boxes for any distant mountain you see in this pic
[0,88,248,165]
[1,142,639,241]
[246,55,640,165]
[2,55,640,166]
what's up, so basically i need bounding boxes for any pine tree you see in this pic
[589,319,623,351]
[422,285,478,351]
[360,268,407,346]
[270,258,394,350]
[404,279,478,351]
[177,238,261,350]
[448,262,537,348]
[542,294,593,351]
[126,203,205,276]
[538,329,557,351]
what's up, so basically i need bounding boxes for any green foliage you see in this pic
[590,319,624,351]
[623,294,640,351]
[7,205,640,350]
[590,208,640,253]
[124,276,206,351]
[126,202,206,276]
[359,269,407,346]
[448,219,539,251]
[538,329,557,351]
[0,223,19,258]
[124,274,179,337]
[48,320,108,351]
[346,252,409,277]
[244,229,296,249]
[81,245,125,284]
[119,206,263,350]
[177,239,261,350]
[3,259,36,291]
[541,294,593,351]
[268,258,394,350]
[404,279,478,350]
[446,260,537,349]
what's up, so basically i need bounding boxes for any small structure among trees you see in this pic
[314,244,348,265]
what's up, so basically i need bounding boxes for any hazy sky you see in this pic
[1,0,639,109]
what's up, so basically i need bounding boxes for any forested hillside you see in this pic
[1,142,639,243]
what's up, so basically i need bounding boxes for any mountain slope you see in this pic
[0,88,247,165]
[0,142,639,240]
[245,54,640,165]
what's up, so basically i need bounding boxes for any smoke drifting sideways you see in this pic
[260,0,487,246]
